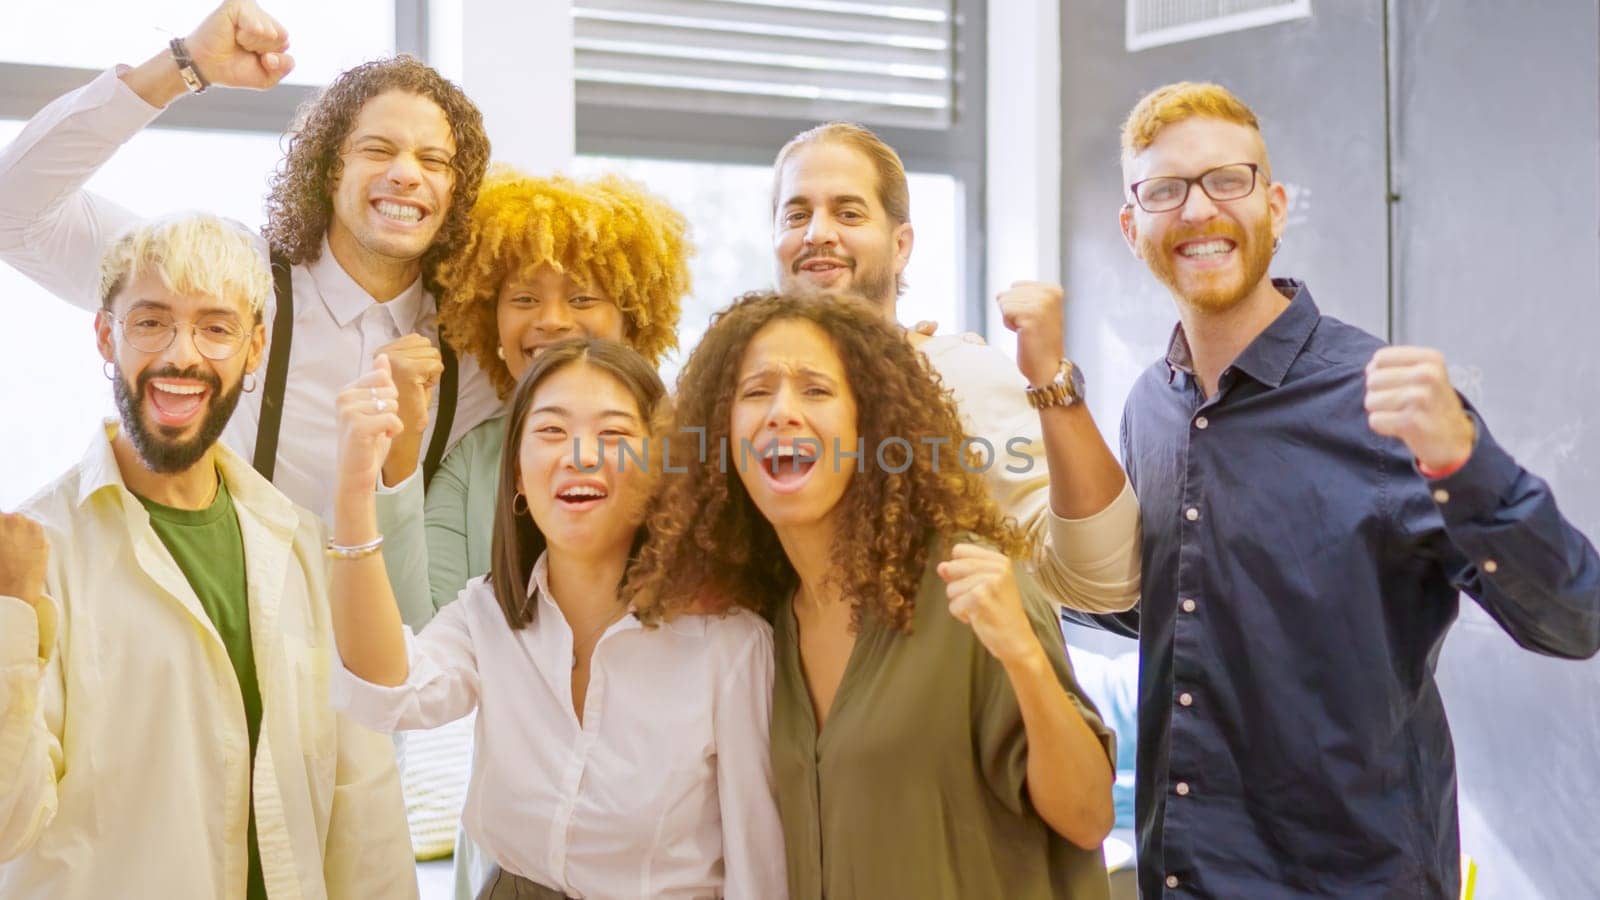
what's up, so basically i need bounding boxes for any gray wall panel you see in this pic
[1058,1,1388,442]
[1393,1,1600,897]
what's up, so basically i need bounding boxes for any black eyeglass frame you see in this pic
[1125,162,1264,213]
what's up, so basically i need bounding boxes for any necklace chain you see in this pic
[571,604,628,670]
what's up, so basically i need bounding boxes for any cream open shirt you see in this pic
[0,68,501,521]
[0,422,417,899]
[332,555,787,899]
[920,335,1142,612]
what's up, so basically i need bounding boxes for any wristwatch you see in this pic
[1025,358,1085,410]
[169,37,209,95]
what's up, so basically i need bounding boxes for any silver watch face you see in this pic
[1067,362,1086,400]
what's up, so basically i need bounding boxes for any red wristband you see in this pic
[1417,454,1469,480]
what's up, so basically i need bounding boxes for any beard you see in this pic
[112,363,244,475]
[782,246,896,309]
[1142,210,1275,314]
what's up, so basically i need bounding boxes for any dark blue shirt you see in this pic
[1083,280,1600,898]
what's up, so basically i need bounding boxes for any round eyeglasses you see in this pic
[1128,163,1262,213]
[114,310,250,360]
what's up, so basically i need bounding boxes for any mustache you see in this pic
[792,247,853,273]
[135,365,222,395]
[1164,221,1246,250]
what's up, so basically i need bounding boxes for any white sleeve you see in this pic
[329,588,482,732]
[0,68,161,310]
[713,623,788,899]
[0,595,63,862]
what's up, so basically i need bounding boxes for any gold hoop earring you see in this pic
[512,491,529,516]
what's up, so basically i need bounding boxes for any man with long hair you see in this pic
[769,122,1141,614]
[1105,81,1600,897]
[0,0,500,519]
[0,213,415,899]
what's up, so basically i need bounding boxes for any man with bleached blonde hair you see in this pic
[0,213,416,899]
[1096,81,1600,898]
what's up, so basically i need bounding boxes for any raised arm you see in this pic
[1370,348,1600,658]
[0,0,292,309]
[0,514,64,862]
[941,543,1115,849]
[330,356,412,686]
[919,320,1140,613]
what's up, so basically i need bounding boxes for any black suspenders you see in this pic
[253,250,459,489]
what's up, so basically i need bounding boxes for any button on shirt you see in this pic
[332,556,787,899]
[1093,281,1600,898]
[0,68,500,520]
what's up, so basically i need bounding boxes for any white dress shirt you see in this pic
[0,68,501,520]
[333,556,787,899]
[0,421,417,899]
[920,334,1144,612]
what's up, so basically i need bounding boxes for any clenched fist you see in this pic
[997,281,1066,388]
[1364,346,1476,473]
[184,0,295,90]
[938,543,1044,667]
[375,334,445,437]
[336,355,406,497]
[0,512,49,607]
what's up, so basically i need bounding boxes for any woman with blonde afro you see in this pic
[377,165,690,626]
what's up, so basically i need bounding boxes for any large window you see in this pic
[574,0,986,332]
[1,1,395,85]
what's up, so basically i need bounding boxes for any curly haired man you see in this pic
[0,0,501,519]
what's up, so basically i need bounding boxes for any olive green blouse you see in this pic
[770,539,1115,900]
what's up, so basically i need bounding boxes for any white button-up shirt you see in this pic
[0,68,501,521]
[0,421,417,899]
[333,556,788,899]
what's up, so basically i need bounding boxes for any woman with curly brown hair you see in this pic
[378,166,690,628]
[628,291,1117,899]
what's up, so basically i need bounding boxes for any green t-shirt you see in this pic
[770,537,1116,900]
[139,478,266,900]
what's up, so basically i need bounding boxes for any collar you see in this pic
[77,419,299,537]
[529,551,704,636]
[306,236,428,331]
[1164,278,1320,389]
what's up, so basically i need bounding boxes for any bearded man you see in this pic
[0,213,415,899]
[1099,81,1600,898]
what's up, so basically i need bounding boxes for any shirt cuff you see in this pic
[1046,479,1141,568]
[1421,411,1521,524]
[377,466,420,496]
[99,66,169,127]
[328,626,430,732]
[0,594,54,664]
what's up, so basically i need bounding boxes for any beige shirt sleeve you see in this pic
[0,593,63,863]
[920,336,1141,612]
